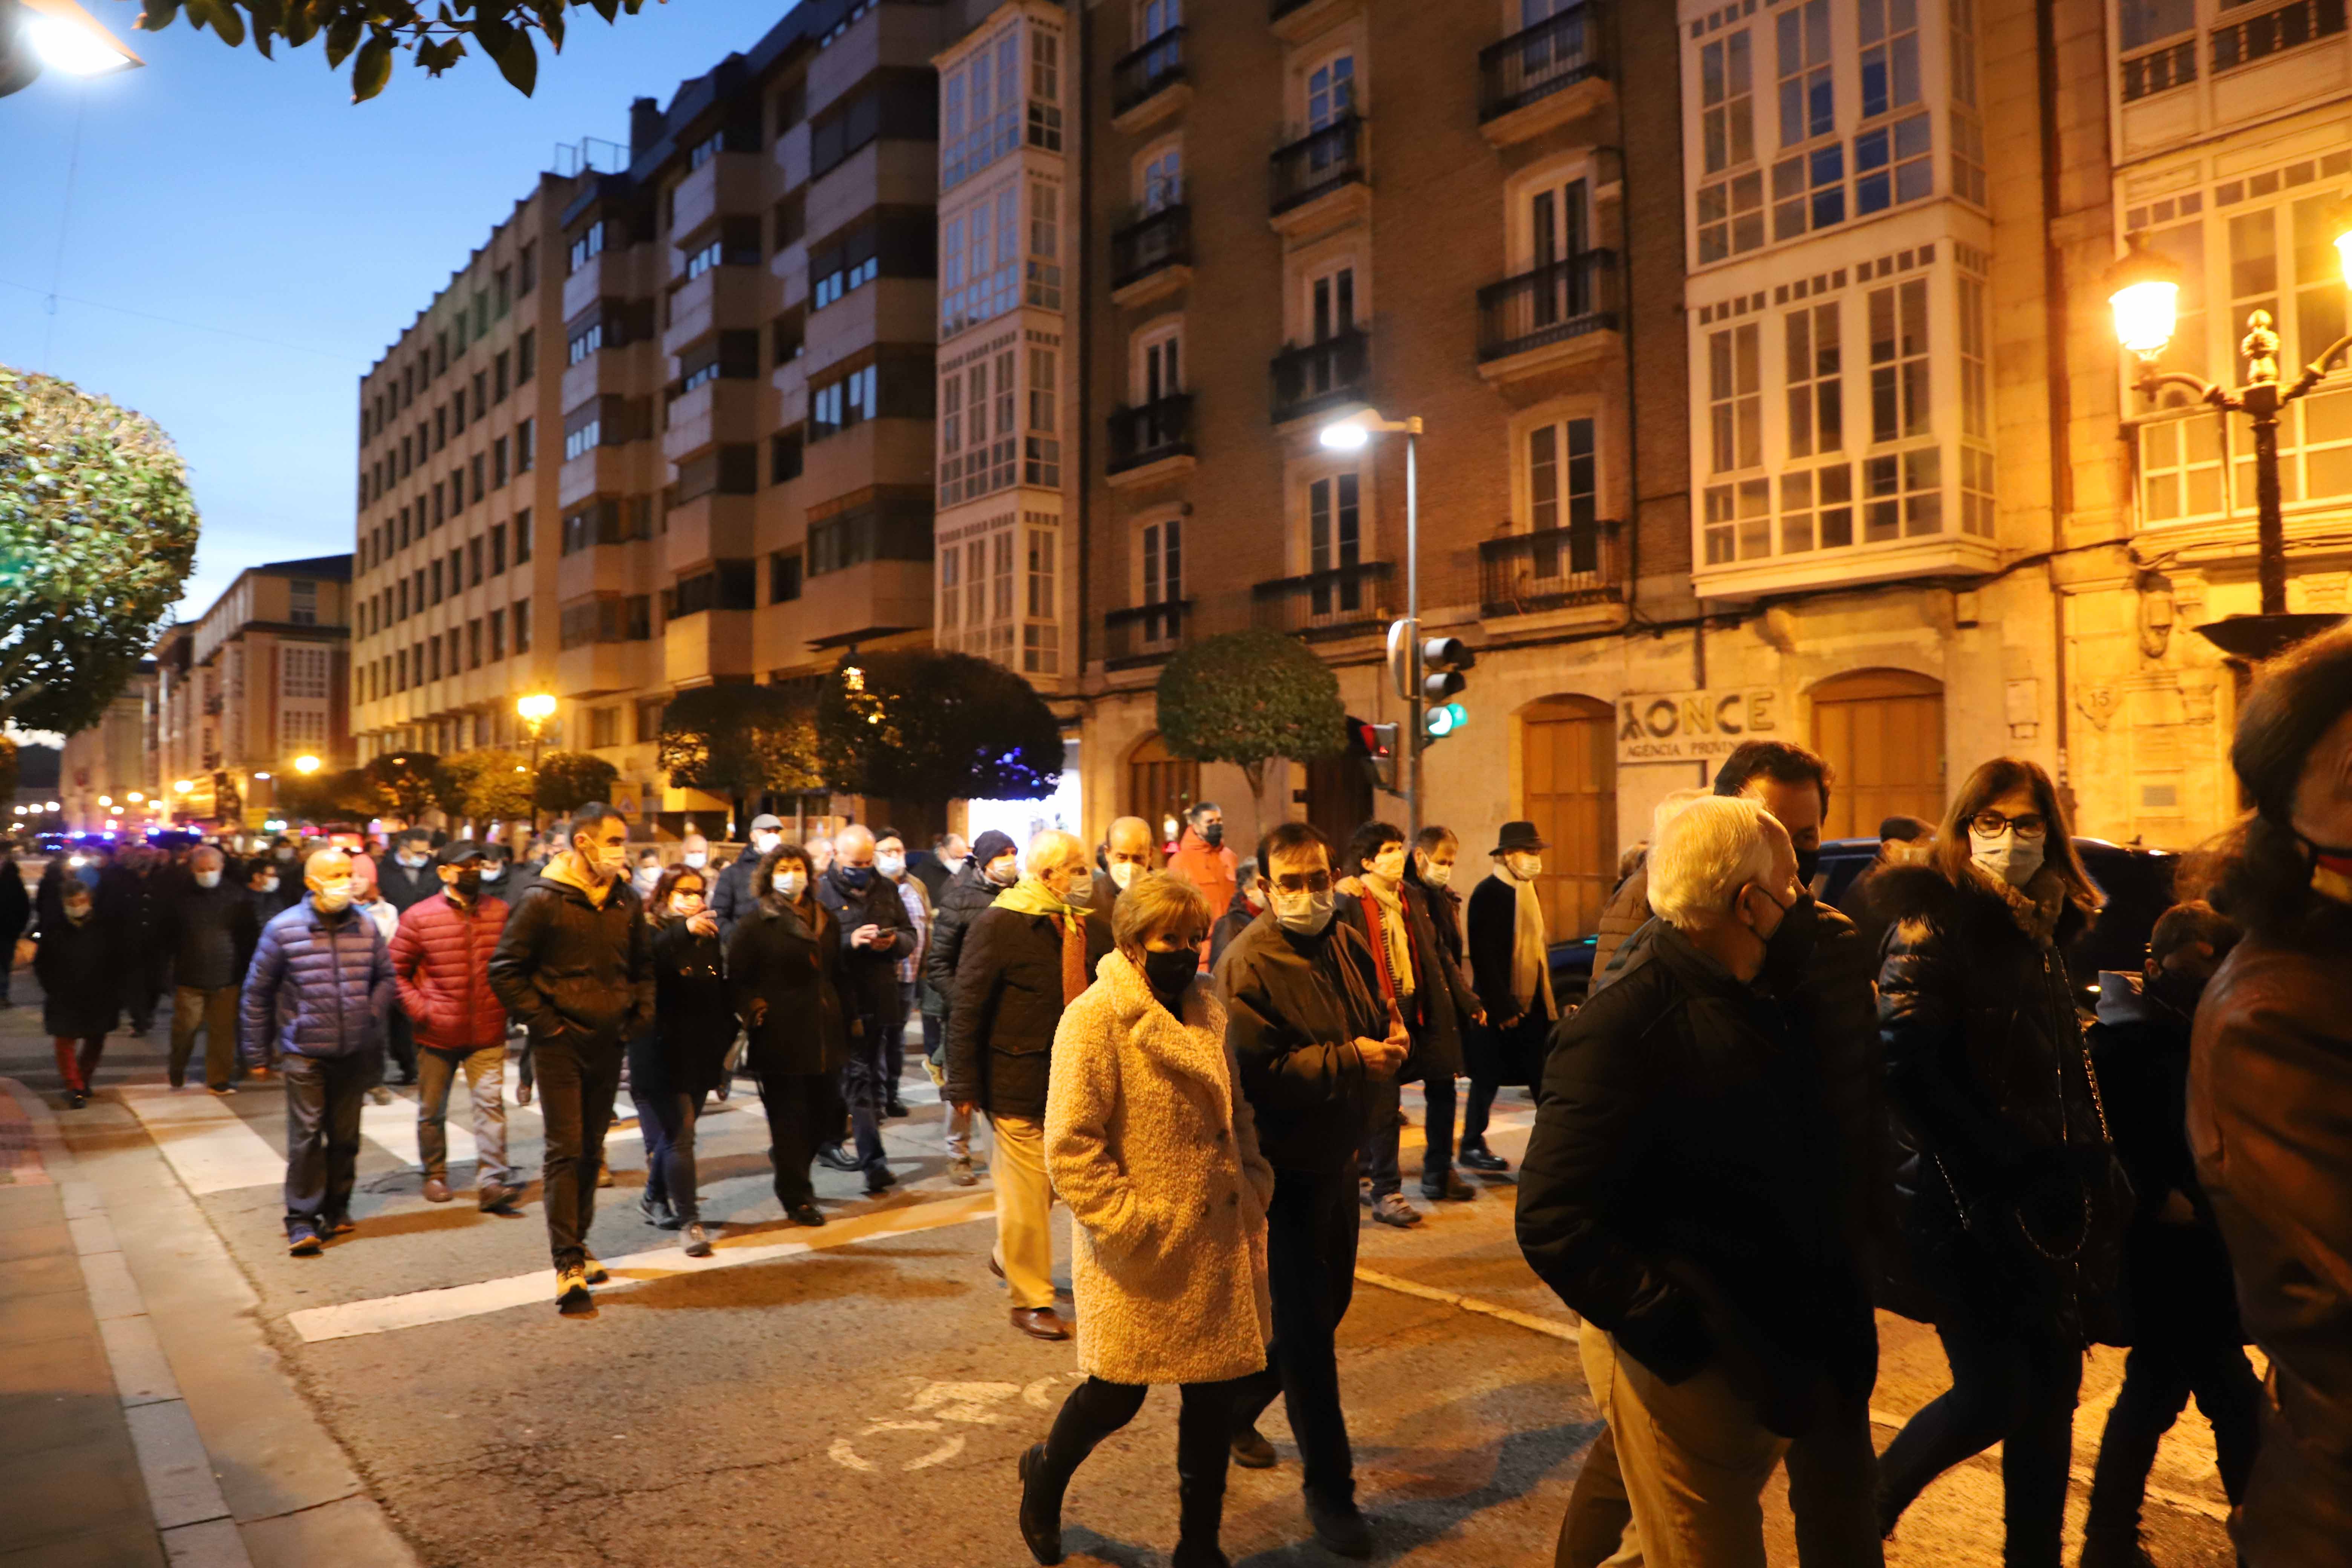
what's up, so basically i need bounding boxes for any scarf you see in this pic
[1965,861,2068,943]
[1359,874,1416,1001]
[993,876,1089,1004]
[1503,861,1555,1018]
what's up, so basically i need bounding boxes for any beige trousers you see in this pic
[987,1112,1055,1310]
[1579,1329,1789,1568]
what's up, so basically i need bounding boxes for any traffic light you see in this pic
[1349,717,1400,794]
[1419,637,1475,743]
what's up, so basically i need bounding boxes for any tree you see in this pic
[442,748,534,826]
[275,766,387,826]
[0,735,16,808]
[534,750,617,816]
[140,0,656,103]
[363,751,454,823]
[1154,629,1345,816]
[818,651,1063,829]
[657,684,822,840]
[0,368,200,736]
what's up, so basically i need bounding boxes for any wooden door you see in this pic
[1306,749,1374,860]
[1810,669,1946,839]
[1127,733,1199,851]
[1520,695,1616,939]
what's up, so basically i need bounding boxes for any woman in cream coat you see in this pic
[1016,872,1275,1568]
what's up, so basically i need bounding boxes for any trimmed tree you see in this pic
[363,751,453,824]
[1154,628,1345,819]
[656,683,823,841]
[274,766,387,826]
[534,750,618,816]
[818,651,1062,833]
[0,368,201,736]
[442,748,534,827]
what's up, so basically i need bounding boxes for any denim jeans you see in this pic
[280,1052,368,1239]
[632,1084,709,1222]
[415,1043,510,1187]
[531,1033,623,1272]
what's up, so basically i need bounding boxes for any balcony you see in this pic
[1476,251,1623,383]
[1105,600,1191,671]
[1112,27,1189,133]
[1252,560,1393,640]
[1479,3,1613,145]
[1270,330,1370,427]
[1106,394,1195,486]
[1110,205,1191,308]
[1269,115,1368,234]
[1479,521,1626,621]
[1269,0,1352,44]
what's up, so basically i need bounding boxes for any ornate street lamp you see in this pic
[2109,226,2352,660]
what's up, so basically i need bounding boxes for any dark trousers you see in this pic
[365,1005,417,1090]
[920,1006,943,1065]
[127,953,167,1032]
[168,984,240,1089]
[1229,1159,1363,1502]
[631,1085,709,1222]
[2085,1337,2262,1539]
[1039,1375,1247,1550]
[280,1052,367,1238]
[838,1008,890,1171]
[533,1034,623,1272]
[51,1035,104,1093]
[757,1069,842,1208]
[1459,1076,1501,1153]
[1878,1312,2083,1567]
[1360,1074,1404,1199]
[1418,1074,1457,1193]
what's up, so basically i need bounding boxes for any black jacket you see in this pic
[0,860,29,945]
[376,857,441,917]
[1214,910,1389,1173]
[710,844,763,944]
[919,831,1017,1020]
[158,881,263,992]
[485,870,654,1050]
[1208,884,1257,974]
[943,903,1069,1119]
[1464,871,1551,1087]
[33,909,124,1039]
[1873,864,2126,1336]
[817,864,916,1023]
[1516,923,1875,1436]
[727,894,853,1078]
[642,918,735,1095]
[1410,870,1468,974]
[1336,882,1477,1081]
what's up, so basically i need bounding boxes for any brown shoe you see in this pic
[1011,1306,1070,1341]
[422,1177,453,1204]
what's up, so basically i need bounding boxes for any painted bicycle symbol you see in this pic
[827,1375,1077,1473]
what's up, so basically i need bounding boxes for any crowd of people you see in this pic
[10,630,2352,1568]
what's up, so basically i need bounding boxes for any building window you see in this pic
[281,645,330,698]
[568,318,604,364]
[684,237,724,281]
[1027,178,1062,310]
[516,417,534,472]
[1854,112,1932,214]
[588,706,623,749]
[1306,51,1354,132]
[686,130,724,172]
[1139,141,1182,213]
[770,549,803,603]
[493,436,510,489]
[1695,27,1759,263]
[771,427,805,485]
[1141,514,1181,605]
[514,507,533,563]
[1527,416,1598,538]
[943,25,1023,191]
[288,578,319,626]
[1028,25,1063,151]
[806,500,933,576]
[1308,473,1361,576]
[469,536,485,586]
[1950,0,1985,205]
[1137,324,1182,402]
[940,181,1021,337]
[490,521,507,575]
[468,619,483,669]
[569,220,606,274]
[1708,323,1762,477]
[513,598,532,653]
[1865,277,1938,540]
[2213,0,2348,73]
[1785,303,1842,459]
[489,606,506,661]
[517,330,534,382]
[1024,347,1060,487]
[811,363,878,439]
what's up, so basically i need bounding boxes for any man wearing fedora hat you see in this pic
[1461,821,1555,1172]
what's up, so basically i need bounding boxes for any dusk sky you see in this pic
[0,0,793,626]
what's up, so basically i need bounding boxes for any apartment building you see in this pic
[1070,0,1692,937]
[60,661,157,834]
[152,555,354,829]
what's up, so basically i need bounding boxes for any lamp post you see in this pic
[1319,410,1425,835]
[2109,227,2352,661]
[0,0,143,97]
[516,693,557,834]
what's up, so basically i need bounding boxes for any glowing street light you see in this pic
[294,755,321,775]
[516,693,558,830]
[126,791,143,803]
[97,795,111,807]
[173,779,193,795]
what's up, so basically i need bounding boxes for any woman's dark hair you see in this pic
[2187,623,2352,941]
[1934,756,2102,919]
[1341,820,1405,876]
[648,865,705,924]
[756,843,812,910]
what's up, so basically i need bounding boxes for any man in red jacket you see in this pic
[390,843,519,1211]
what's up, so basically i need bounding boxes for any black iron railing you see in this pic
[1478,250,1620,363]
[1107,394,1194,474]
[1110,204,1190,292]
[1252,560,1393,638]
[1269,0,1314,18]
[1270,330,1370,426]
[1112,26,1186,114]
[1270,115,1364,214]
[1479,3,1608,122]
[1479,521,1622,617]
[1106,600,1191,667]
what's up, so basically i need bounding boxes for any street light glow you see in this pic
[21,4,143,77]
[97,795,111,806]
[173,779,193,794]
[1318,417,1371,452]
[517,693,558,724]
[2107,233,2185,358]
[127,791,143,802]
[253,772,271,781]
[294,754,321,775]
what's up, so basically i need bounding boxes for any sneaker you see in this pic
[423,1177,453,1204]
[478,1183,522,1214]
[1371,1192,1423,1228]
[367,1086,394,1106]
[949,1155,978,1187]
[555,1265,592,1313]
[1229,1427,1277,1469]
[681,1223,713,1258]
[288,1230,323,1257]
[638,1191,674,1227]
[1304,1490,1374,1560]
[582,1254,609,1285]
[206,1084,237,1096]
[1458,1145,1511,1174]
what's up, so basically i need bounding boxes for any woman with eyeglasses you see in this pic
[1867,757,2130,1565]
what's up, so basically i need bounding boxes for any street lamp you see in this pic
[516,693,557,831]
[1318,409,1426,835]
[294,755,320,775]
[1,0,144,97]
[172,779,192,794]
[2110,225,2352,660]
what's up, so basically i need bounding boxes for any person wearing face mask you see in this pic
[1517,797,1875,1566]
[813,824,916,1185]
[246,855,298,924]
[1167,803,1236,966]
[1335,823,1481,1228]
[389,844,521,1214]
[158,847,261,1095]
[487,802,657,1313]
[2075,901,2259,1568]
[804,834,836,878]
[239,850,398,1256]
[1206,857,1265,973]
[631,850,665,900]
[1017,873,1274,1568]
[626,865,733,1255]
[729,844,853,1228]
[947,829,1096,1340]
[1462,822,1554,1176]
[874,828,929,1119]
[378,830,441,916]
[916,832,967,904]
[678,832,711,874]
[32,865,127,1109]
[712,814,786,944]
[2187,625,2352,1565]
[1869,758,2124,1564]
[922,829,1018,1187]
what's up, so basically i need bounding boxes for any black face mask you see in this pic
[452,869,482,900]
[1141,947,1198,1001]
[1761,889,1820,989]
[1794,845,1821,888]
[1199,822,1223,847]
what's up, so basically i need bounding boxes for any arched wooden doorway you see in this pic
[1519,695,1617,939]
[1127,733,1199,850]
[1810,669,1946,838]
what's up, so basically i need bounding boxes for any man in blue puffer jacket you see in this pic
[240,848,395,1257]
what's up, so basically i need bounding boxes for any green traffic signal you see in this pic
[1424,702,1467,740]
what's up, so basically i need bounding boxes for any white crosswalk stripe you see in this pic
[118,1084,288,1194]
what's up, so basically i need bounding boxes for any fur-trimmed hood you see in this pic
[1866,860,2092,952]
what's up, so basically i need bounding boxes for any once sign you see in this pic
[1617,688,1785,763]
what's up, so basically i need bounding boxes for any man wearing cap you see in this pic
[1462,822,1554,1174]
[713,813,785,943]
[390,842,521,1212]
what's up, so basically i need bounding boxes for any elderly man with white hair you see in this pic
[947,828,1095,1341]
[1516,796,1878,1567]
[815,822,917,1190]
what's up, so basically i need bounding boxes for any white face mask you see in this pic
[195,869,222,889]
[399,851,427,868]
[752,831,781,856]
[1418,857,1454,889]
[1271,887,1335,935]
[634,864,662,888]
[1971,828,2046,888]
[943,854,968,876]
[1367,847,1407,888]
[313,879,354,913]
[1506,852,1543,881]
[877,853,906,880]
[482,864,505,882]
[1060,871,1092,908]
[985,856,1018,887]
[773,869,807,900]
[682,851,707,869]
[1108,861,1139,891]
[586,842,629,879]
[259,875,280,893]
